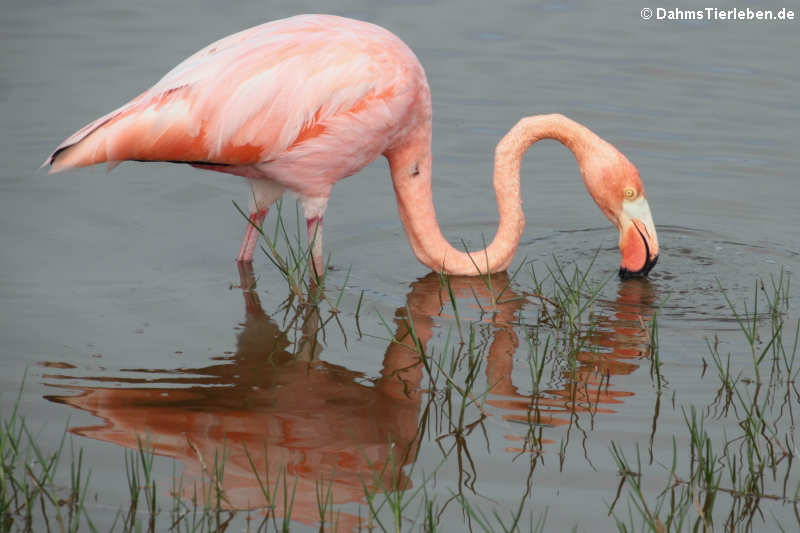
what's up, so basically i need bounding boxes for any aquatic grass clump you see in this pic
[2,400,206,533]
[233,198,323,300]
[609,271,800,532]
[235,198,355,312]
[716,271,794,385]
[234,199,362,354]
[1,378,73,533]
[527,252,611,333]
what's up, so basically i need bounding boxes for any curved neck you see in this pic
[388,114,602,276]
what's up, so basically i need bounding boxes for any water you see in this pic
[1,0,798,530]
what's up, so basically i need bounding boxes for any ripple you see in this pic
[517,225,797,331]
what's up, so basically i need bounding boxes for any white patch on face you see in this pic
[622,196,655,236]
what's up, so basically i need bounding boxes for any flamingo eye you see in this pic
[623,187,637,200]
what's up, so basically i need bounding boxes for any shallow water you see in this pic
[1,0,799,531]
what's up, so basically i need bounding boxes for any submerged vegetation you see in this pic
[2,209,798,532]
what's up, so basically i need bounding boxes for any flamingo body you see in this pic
[47,15,659,277]
[49,16,426,186]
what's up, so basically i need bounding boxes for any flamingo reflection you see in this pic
[380,272,656,451]
[44,265,656,526]
[45,264,425,530]
[484,278,656,452]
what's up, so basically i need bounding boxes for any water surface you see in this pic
[1,0,798,530]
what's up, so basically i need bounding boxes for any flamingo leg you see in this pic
[236,180,285,263]
[236,208,267,262]
[306,215,324,277]
[300,195,330,279]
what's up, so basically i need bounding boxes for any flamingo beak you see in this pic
[618,196,659,279]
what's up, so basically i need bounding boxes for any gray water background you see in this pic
[1,0,798,530]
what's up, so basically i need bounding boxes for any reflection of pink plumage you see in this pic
[46,14,658,278]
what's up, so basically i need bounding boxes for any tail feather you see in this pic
[44,86,210,173]
[45,107,129,173]
[44,93,249,173]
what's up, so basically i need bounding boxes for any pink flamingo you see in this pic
[45,14,658,278]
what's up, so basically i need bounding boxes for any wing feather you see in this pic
[47,15,412,172]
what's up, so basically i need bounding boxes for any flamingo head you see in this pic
[580,149,659,279]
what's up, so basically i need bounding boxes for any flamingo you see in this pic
[45,14,659,278]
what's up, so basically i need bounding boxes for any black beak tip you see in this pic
[619,254,659,280]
